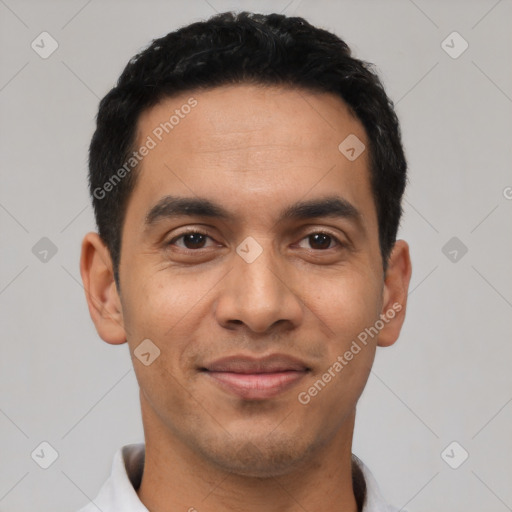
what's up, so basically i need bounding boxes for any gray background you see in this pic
[1,0,511,511]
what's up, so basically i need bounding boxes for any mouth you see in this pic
[200,354,311,401]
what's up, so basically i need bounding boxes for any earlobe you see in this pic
[80,232,127,345]
[377,240,412,348]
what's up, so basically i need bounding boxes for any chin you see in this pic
[194,431,318,478]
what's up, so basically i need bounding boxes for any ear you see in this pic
[80,232,127,345]
[377,239,412,348]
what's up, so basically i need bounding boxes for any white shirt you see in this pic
[78,443,402,512]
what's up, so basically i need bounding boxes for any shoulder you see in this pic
[353,455,405,512]
[75,443,147,512]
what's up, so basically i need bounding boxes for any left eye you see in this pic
[169,232,215,250]
[297,232,341,250]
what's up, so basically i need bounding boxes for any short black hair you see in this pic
[88,11,407,288]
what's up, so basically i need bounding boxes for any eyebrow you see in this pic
[144,194,362,231]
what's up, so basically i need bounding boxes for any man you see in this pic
[79,11,412,512]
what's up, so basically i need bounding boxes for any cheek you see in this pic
[302,270,381,390]
[124,270,201,333]
[304,268,382,339]
[122,275,203,413]
[297,275,379,421]
[122,270,218,374]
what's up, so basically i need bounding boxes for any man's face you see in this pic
[112,84,396,476]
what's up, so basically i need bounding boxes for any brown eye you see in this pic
[182,233,207,249]
[308,233,333,250]
[169,232,213,250]
[298,232,340,251]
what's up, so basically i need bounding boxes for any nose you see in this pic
[214,241,304,335]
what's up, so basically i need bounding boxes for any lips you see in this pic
[201,354,310,400]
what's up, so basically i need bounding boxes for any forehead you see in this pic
[138,84,363,161]
[127,84,376,231]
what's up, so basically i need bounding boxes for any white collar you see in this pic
[77,443,401,512]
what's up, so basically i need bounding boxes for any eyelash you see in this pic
[166,229,346,252]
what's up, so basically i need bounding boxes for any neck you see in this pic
[137,396,359,512]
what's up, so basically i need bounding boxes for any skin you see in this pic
[80,84,412,512]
